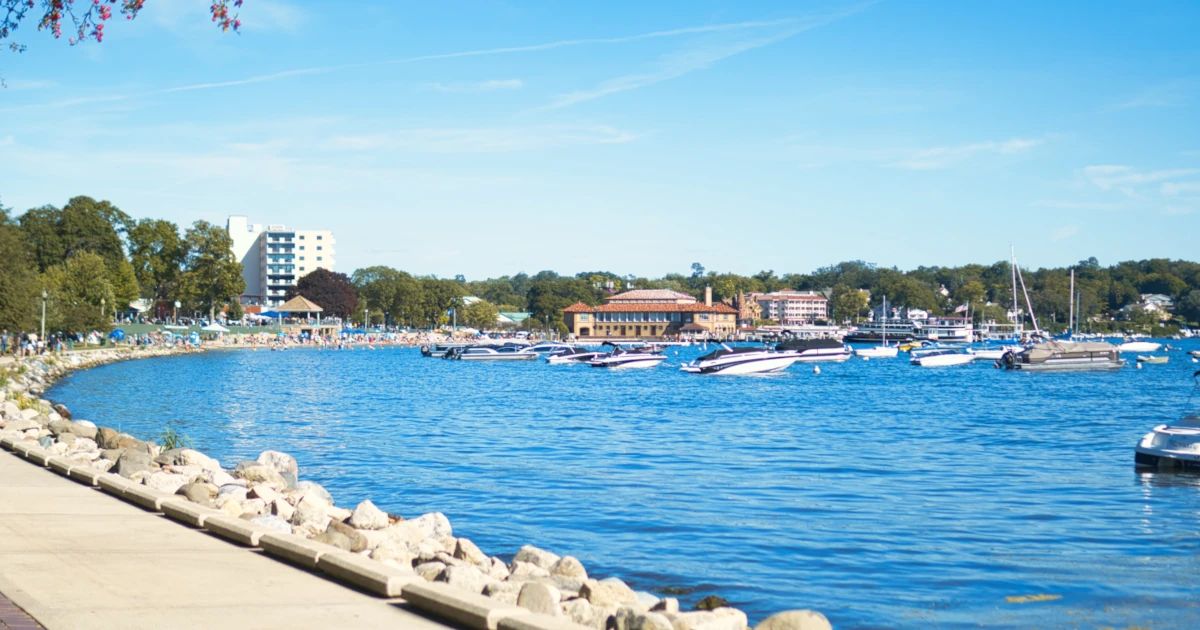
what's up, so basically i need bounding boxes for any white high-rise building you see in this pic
[227,216,337,307]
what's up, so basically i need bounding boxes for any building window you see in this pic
[317,246,323,251]
[699,313,710,322]
[317,257,323,261]
[299,235,305,239]
[299,257,305,261]
[300,267,305,271]
[580,314,589,321]
[299,246,305,250]
[317,235,323,240]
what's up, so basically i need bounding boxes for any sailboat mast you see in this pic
[1069,269,1075,334]
[1010,245,1020,332]
[882,296,887,346]
[1013,249,1041,334]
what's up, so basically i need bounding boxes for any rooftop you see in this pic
[563,301,738,314]
[604,289,696,303]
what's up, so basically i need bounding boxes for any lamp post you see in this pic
[174,301,180,325]
[101,298,106,320]
[40,290,47,341]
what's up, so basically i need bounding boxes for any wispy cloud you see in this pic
[537,5,873,111]
[1161,181,1200,196]
[888,137,1042,170]
[1051,224,1079,241]
[1083,165,1200,191]
[1113,77,1198,110]
[426,79,525,93]
[1031,200,1124,211]
[2,79,59,91]
[327,125,642,153]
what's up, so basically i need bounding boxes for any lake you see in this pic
[47,341,1200,629]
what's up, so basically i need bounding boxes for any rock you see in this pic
[100,448,126,462]
[371,538,416,565]
[217,485,249,501]
[19,408,38,421]
[434,552,465,568]
[348,500,389,530]
[1,401,19,419]
[359,528,391,551]
[239,498,267,516]
[384,521,428,545]
[513,544,561,570]
[56,432,77,446]
[409,512,453,539]
[694,596,728,611]
[92,459,114,472]
[279,471,298,489]
[517,582,562,615]
[69,437,97,453]
[205,469,238,488]
[114,449,154,479]
[454,537,489,565]
[249,485,279,503]
[291,504,331,536]
[113,433,149,452]
[256,450,298,476]
[313,529,355,551]
[216,496,244,518]
[581,579,639,608]
[551,555,588,579]
[48,442,69,455]
[155,448,220,470]
[250,515,292,534]
[752,611,830,630]
[233,464,285,487]
[297,492,332,511]
[325,519,369,552]
[176,482,216,506]
[670,609,749,630]
[37,435,54,448]
[415,561,447,581]
[5,419,39,432]
[630,612,674,630]
[484,557,511,581]
[651,599,679,614]
[326,506,352,522]
[435,564,495,595]
[543,574,585,596]
[294,481,332,503]
[483,581,523,605]
[635,592,660,608]
[95,427,120,449]
[68,421,97,441]
[509,561,551,580]
[271,498,295,522]
[563,598,617,630]
[52,404,72,419]
[47,419,74,436]
[143,472,189,495]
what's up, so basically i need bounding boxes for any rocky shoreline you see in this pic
[0,347,831,630]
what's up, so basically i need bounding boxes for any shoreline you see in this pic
[1,347,830,630]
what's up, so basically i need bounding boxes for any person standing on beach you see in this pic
[1,330,8,356]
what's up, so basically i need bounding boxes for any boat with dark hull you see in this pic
[589,342,666,369]
[998,341,1124,372]
[776,338,853,362]
[1135,371,1200,471]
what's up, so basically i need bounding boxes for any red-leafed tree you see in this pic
[286,268,358,319]
[2,1,244,84]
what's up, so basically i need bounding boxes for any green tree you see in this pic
[226,299,244,322]
[1178,290,1200,325]
[17,205,65,272]
[108,257,140,311]
[954,280,987,309]
[829,284,868,321]
[353,266,425,326]
[44,251,114,333]
[0,202,39,332]
[179,220,245,322]
[127,218,187,305]
[418,277,466,327]
[461,300,499,330]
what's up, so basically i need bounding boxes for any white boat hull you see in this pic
[914,353,974,367]
[1136,421,1200,471]
[855,346,898,358]
[1118,341,1162,353]
[682,355,799,375]
[788,349,852,363]
[967,349,1006,360]
[590,356,665,369]
[458,354,539,361]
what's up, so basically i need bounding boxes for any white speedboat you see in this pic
[966,346,1008,361]
[775,338,852,362]
[525,342,574,355]
[589,343,666,369]
[681,344,798,375]
[447,345,539,361]
[546,347,607,365]
[911,349,974,367]
[1135,371,1200,472]
[855,345,899,358]
[1117,341,1162,353]
[998,341,1124,371]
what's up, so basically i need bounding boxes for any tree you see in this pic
[108,256,140,311]
[225,299,244,322]
[351,266,423,326]
[691,262,705,278]
[1178,290,1200,325]
[829,283,868,321]
[17,205,65,272]
[461,300,499,330]
[0,202,39,332]
[418,277,466,327]
[286,268,358,318]
[127,218,187,306]
[179,220,244,322]
[43,251,114,333]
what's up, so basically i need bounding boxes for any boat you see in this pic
[998,341,1124,371]
[545,347,607,365]
[912,316,974,343]
[1135,370,1200,471]
[420,343,469,358]
[966,346,1008,361]
[680,344,799,375]
[775,338,852,362]
[844,319,915,343]
[588,342,666,369]
[445,345,539,361]
[911,349,974,367]
[1117,341,1162,353]
[1137,355,1169,365]
[855,296,900,358]
[524,342,574,355]
[909,342,969,358]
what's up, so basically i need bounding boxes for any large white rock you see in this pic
[517,582,562,616]
[142,472,189,495]
[409,512,453,539]
[563,598,617,630]
[371,538,416,565]
[482,581,523,605]
[205,469,238,488]
[513,544,561,570]
[453,537,488,565]
[290,504,331,537]
[435,564,496,595]
[348,500,389,530]
[752,611,831,630]
[509,560,551,580]
[550,555,588,579]
[670,609,749,630]
[580,579,639,608]
[384,521,428,545]
[256,450,298,476]
[271,498,295,522]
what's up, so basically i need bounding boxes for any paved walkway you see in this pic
[0,450,451,630]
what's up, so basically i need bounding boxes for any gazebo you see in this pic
[276,295,338,338]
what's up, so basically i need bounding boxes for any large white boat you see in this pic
[446,345,539,361]
[966,346,1008,361]
[911,349,974,367]
[854,296,900,358]
[913,316,974,342]
[844,319,914,343]
[1135,371,1200,471]
[545,347,607,365]
[680,345,798,375]
[998,341,1124,371]
[1117,341,1162,353]
[589,343,666,369]
[775,338,853,362]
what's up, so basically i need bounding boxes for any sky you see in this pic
[1,0,1199,280]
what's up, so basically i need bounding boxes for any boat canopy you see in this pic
[776,338,844,353]
[696,346,765,362]
[1023,340,1116,362]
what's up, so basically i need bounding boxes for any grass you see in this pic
[159,425,193,450]
[12,392,39,411]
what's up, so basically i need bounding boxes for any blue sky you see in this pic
[2,0,1199,279]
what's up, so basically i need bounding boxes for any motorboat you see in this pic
[524,342,574,355]
[775,338,852,362]
[1135,371,1200,472]
[589,343,666,369]
[855,345,899,358]
[911,349,974,367]
[1137,355,1169,365]
[909,342,969,358]
[420,343,468,358]
[997,341,1124,371]
[445,345,539,361]
[1117,341,1162,353]
[680,344,799,375]
[545,347,607,365]
[966,346,1008,361]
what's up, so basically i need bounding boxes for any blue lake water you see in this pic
[48,341,1200,629]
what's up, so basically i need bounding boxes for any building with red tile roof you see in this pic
[563,287,738,339]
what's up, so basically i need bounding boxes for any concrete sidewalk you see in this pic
[0,451,451,630]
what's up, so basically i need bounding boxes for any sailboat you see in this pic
[855,296,900,358]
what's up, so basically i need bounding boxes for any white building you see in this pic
[227,216,336,307]
[750,290,828,325]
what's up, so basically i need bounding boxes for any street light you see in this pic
[41,290,47,341]
[100,298,106,320]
